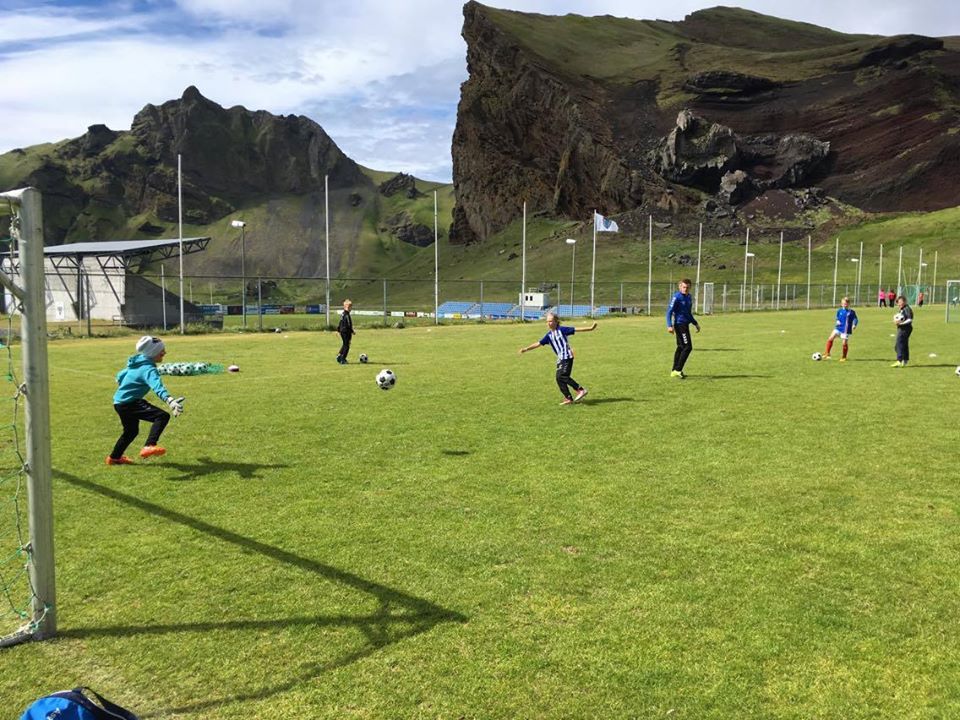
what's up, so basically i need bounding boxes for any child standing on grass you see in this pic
[106,336,184,465]
[892,296,914,367]
[336,299,355,364]
[824,296,858,362]
[519,312,597,405]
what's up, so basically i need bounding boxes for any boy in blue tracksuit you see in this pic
[666,279,701,378]
[824,296,858,361]
[519,313,597,405]
[106,336,184,465]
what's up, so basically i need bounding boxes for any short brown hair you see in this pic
[680,278,692,286]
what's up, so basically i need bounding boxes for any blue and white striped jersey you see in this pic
[539,326,576,362]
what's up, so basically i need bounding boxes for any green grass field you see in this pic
[2,307,959,718]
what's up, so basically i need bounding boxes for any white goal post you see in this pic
[0,187,55,645]
[701,282,715,315]
[946,280,960,323]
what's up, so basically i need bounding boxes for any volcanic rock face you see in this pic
[653,110,830,200]
[451,2,646,244]
[452,2,960,242]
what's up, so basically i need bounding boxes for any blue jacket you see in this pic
[666,291,698,328]
[113,354,171,405]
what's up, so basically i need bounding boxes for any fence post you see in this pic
[257,277,262,332]
[383,279,388,322]
[722,283,727,313]
[479,280,483,320]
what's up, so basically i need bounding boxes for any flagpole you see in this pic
[178,154,185,334]
[434,190,439,326]
[647,214,652,316]
[832,236,839,306]
[521,201,527,322]
[590,210,597,318]
[741,227,749,311]
[325,174,330,327]
[694,223,702,313]
[878,243,883,300]
[776,231,783,310]
[897,245,903,297]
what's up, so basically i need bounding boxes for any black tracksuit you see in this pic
[337,309,354,362]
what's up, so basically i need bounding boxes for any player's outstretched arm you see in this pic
[576,322,598,332]
[519,342,541,354]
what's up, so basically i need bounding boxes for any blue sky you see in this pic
[1,1,958,182]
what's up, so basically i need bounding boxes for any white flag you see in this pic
[594,212,619,233]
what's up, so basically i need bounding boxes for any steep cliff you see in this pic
[452,2,960,243]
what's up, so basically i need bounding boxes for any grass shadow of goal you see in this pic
[53,470,466,715]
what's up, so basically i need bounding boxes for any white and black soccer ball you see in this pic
[359,353,368,364]
[376,368,396,390]
[893,312,904,323]
[812,352,822,361]
[955,365,960,377]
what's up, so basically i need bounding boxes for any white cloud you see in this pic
[0,0,958,181]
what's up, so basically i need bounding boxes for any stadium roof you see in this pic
[4,237,212,270]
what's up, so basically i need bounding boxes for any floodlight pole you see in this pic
[741,227,749,311]
[434,190,439,325]
[878,244,883,299]
[857,241,863,304]
[566,238,576,312]
[325,174,330,327]
[521,201,526,322]
[647,215,652,316]
[932,251,938,304]
[897,246,903,296]
[806,235,811,310]
[695,223,703,313]
[832,237,839,306]
[776,231,783,310]
[177,154,185,334]
[231,220,247,327]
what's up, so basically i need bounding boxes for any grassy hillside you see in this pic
[483,5,876,106]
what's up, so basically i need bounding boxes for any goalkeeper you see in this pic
[106,336,184,465]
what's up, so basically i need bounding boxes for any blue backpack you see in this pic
[20,687,139,720]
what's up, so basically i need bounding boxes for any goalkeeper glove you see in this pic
[167,396,185,417]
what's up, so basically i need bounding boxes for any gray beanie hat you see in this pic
[136,335,166,359]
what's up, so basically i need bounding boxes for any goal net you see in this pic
[701,282,715,315]
[947,280,960,323]
[0,188,55,647]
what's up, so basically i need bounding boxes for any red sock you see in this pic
[842,342,848,359]
[825,338,834,356]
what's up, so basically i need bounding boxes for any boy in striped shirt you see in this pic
[519,312,597,405]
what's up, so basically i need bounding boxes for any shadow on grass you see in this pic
[907,363,958,369]
[441,449,471,456]
[140,457,288,482]
[697,348,742,352]
[53,470,467,715]
[581,397,636,405]
[691,374,772,380]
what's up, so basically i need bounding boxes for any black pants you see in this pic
[673,323,693,371]
[338,331,352,361]
[555,359,582,399]
[110,399,169,459]
[895,325,912,363]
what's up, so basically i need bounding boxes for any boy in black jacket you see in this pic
[336,299,355,364]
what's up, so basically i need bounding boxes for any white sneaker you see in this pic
[574,388,588,402]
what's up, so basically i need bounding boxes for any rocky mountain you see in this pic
[451,2,960,244]
[0,88,451,278]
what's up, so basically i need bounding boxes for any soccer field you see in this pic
[3,307,959,718]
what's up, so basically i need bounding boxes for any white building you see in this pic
[2,238,211,329]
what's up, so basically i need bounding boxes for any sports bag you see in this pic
[20,686,139,720]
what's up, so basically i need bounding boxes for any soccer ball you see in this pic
[227,364,240,373]
[811,352,822,361]
[955,365,960,377]
[376,368,396,390]
[359,353,368,364]
[893,312,904,323]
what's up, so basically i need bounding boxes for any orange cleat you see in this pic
[139,445,167,459]
[105,455,134,465]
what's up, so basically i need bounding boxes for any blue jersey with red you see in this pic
[834,307,858,334]
[539,326,575,363]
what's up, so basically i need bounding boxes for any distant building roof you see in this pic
[45,237,210,258]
